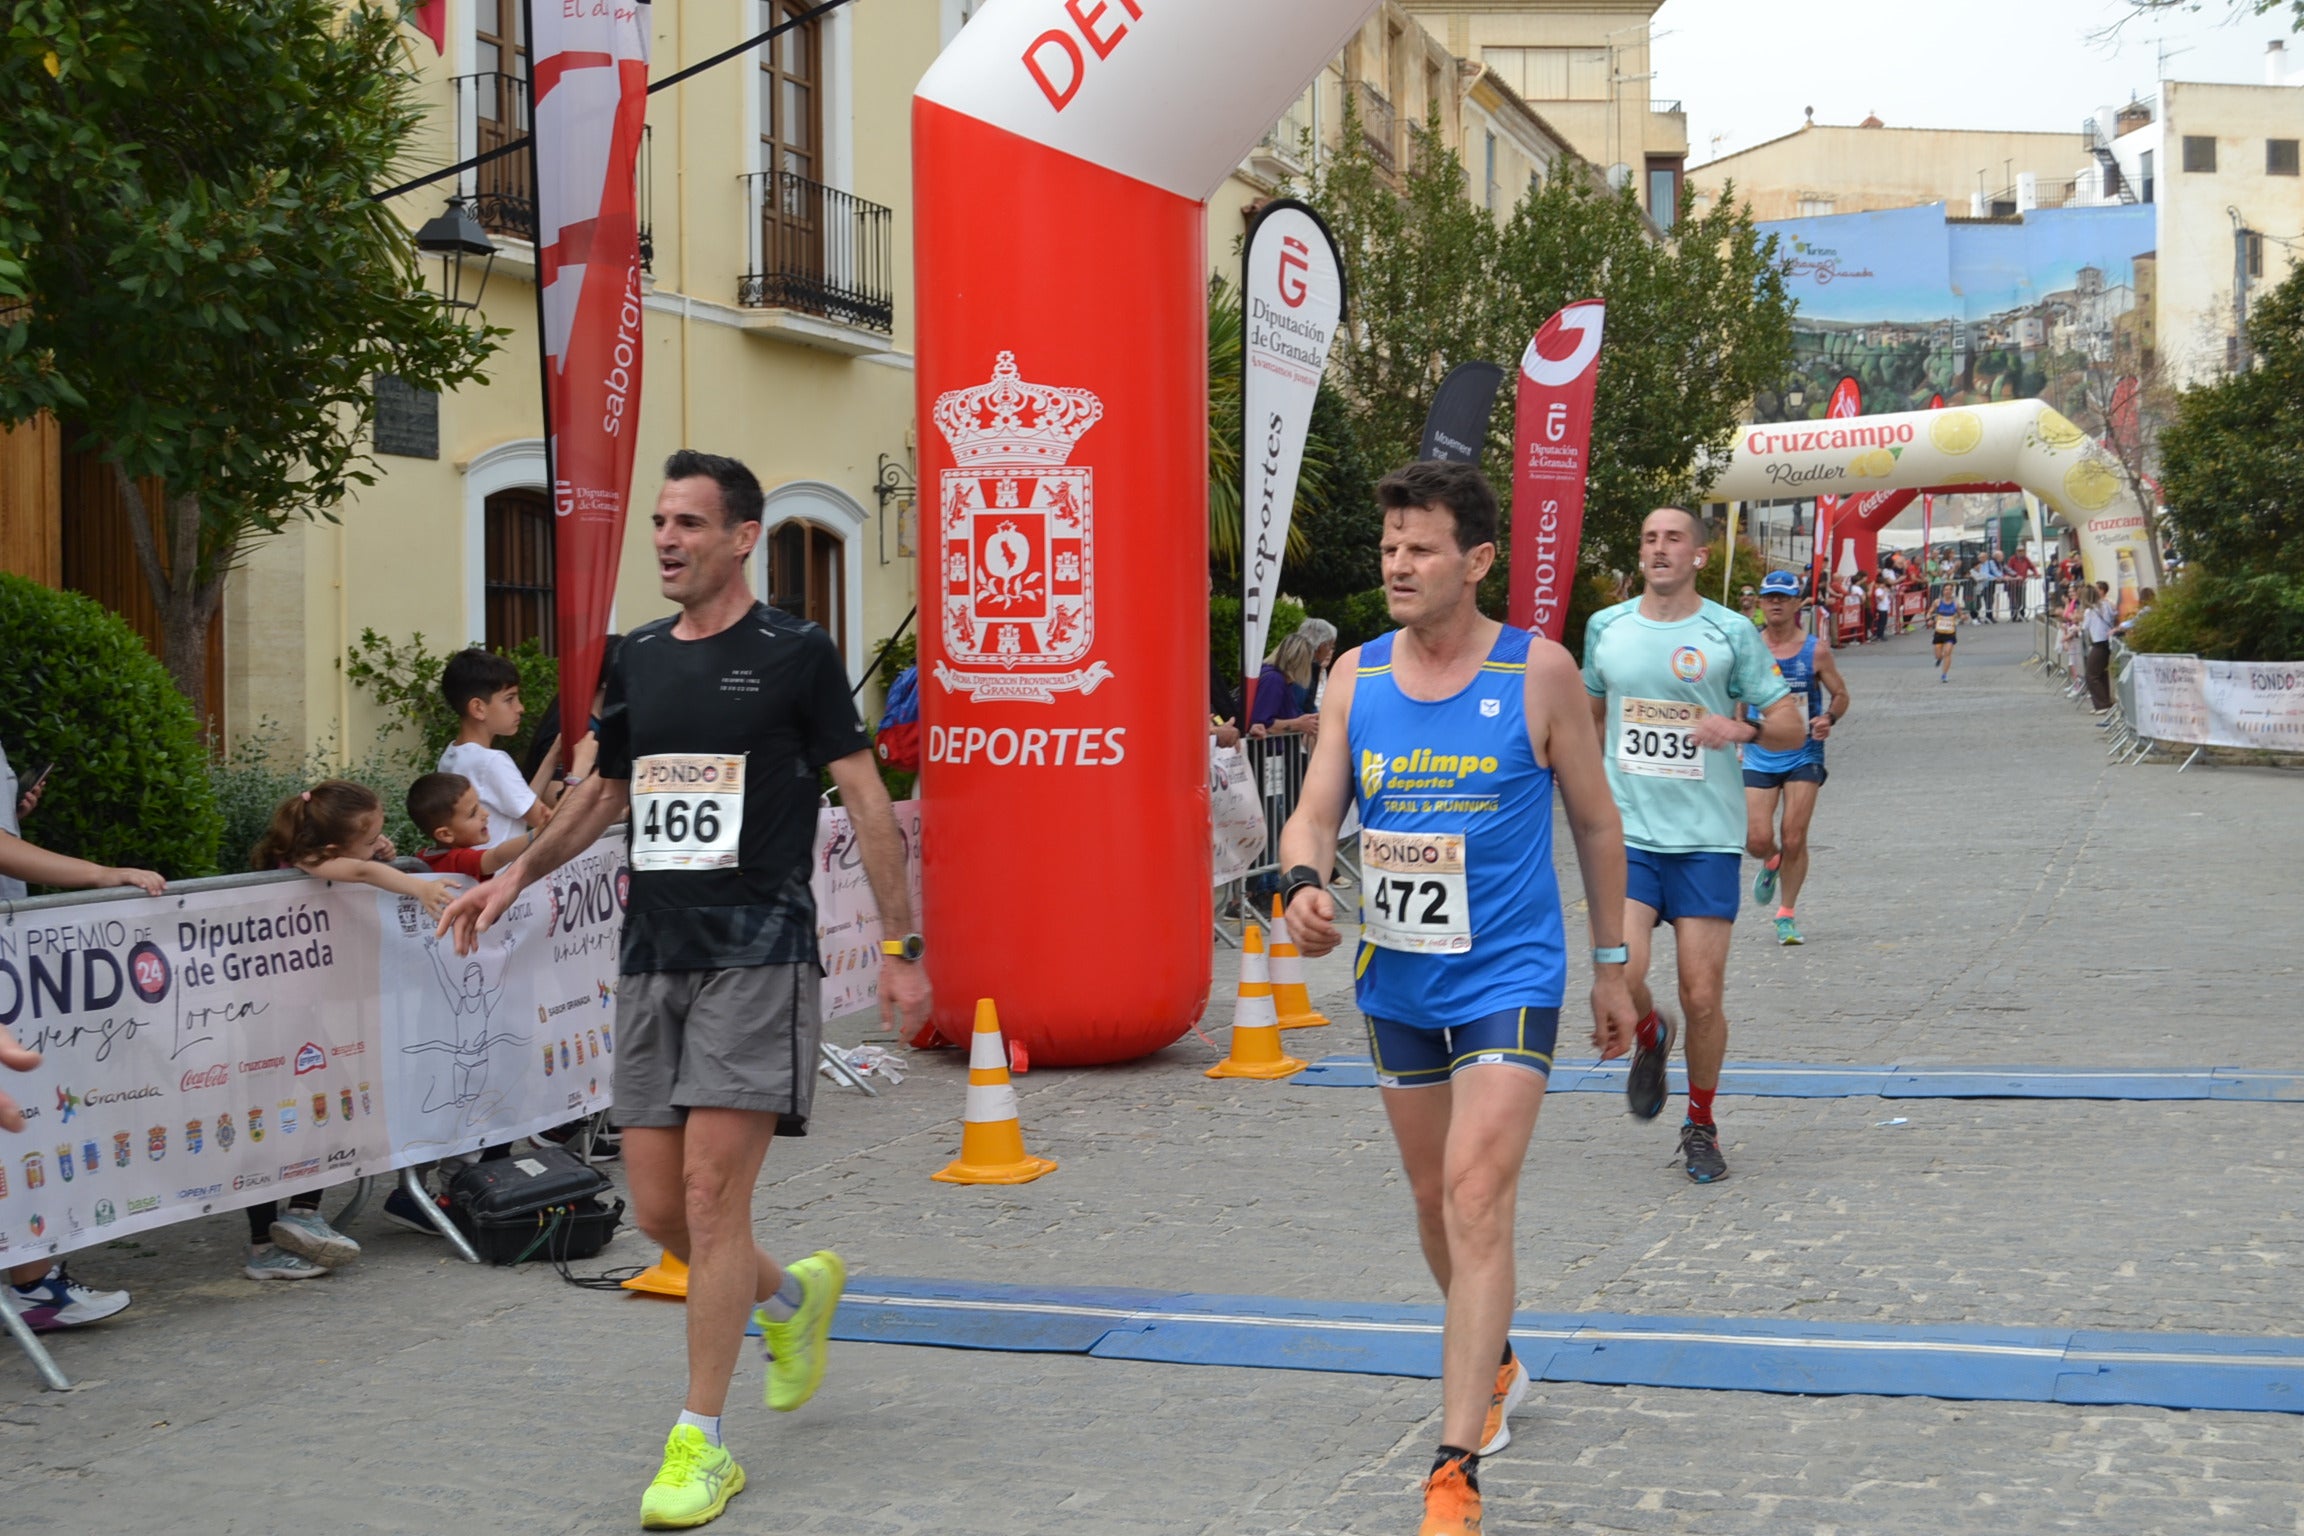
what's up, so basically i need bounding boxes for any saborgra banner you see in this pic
[1,807,922,1264]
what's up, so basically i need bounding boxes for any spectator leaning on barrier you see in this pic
[2115,587,2156,639]
[2004,550,2034,620]
[1973,553,2003,622]
[241,781,452,1281]
[0,739,163,1332]
[1297,617,1339,708]
[2081,583,2118,713]
[1245,629,1324,739]
[408,771,532,880]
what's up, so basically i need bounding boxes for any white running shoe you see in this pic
[6,1264,132,1331]
[245,1244,330,1281]
[269,1209,361,1268]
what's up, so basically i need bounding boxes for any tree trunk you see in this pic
[113,466,228,709]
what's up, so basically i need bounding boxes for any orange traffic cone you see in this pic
[933,1000,1058,1185]
[1268,896,1331,1031]
[622,1250,689,1299]
[1207,923,1306,1080]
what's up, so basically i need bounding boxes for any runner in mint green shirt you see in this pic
[1581,508,1805,1184]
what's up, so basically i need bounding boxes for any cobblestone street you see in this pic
[4,619,2300,1534]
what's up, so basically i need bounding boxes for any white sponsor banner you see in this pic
[1241,200,1345,705]
[1210,743,1267,887]
[0,804,926,1262]
[0,836,621,1264]
[814,801,925,1021]
[2129,657,2304,751]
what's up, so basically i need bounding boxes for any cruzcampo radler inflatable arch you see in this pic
[1709,398,2162,595]
[910,0,1378,1066]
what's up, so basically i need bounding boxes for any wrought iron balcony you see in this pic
[453,71,534,241]
[738,170,894,335]
[1356,80,1397,172]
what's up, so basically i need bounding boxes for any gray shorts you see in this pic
[613,964,821,1129]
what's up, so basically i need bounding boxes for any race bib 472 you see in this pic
[631,754,746,871]
[1360,829,1473,955]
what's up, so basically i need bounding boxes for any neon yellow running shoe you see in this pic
[756,1249,846,1412]
[640,1425,745,1529]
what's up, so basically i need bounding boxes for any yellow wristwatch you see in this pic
[881,933,925,962]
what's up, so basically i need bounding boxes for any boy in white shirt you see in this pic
[437,650,555,849]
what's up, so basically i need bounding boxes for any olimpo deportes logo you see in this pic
[931,351,1110,703]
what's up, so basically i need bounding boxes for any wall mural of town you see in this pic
[1752,201,2158,431]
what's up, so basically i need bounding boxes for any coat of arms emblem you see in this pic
[931,352,1112,701]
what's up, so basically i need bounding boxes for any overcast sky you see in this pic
[1661,0,2297,168]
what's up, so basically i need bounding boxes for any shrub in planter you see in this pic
[0,575,222,880]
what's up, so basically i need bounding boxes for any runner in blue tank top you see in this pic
[1277,461,1635,1536]
[1743,572,1852,947]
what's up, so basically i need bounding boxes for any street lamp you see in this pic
[413,195,497,312]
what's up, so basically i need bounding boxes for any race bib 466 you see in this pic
[632,754,746,871]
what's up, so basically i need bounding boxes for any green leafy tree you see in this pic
[1494,174,1794,575]
[0,1,500,704]
[2158,262,2304,584]
[0,574,221,878]
[1305,108,1794,595]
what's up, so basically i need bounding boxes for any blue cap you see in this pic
[1758,571,1804,597]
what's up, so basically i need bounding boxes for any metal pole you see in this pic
[407,1166,485,1265]
[0,1290,72,1391]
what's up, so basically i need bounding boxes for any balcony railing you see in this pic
[452,72,654,273]
[454,71,534,241]
[738,170,895,335]
[1356,80,1397,172]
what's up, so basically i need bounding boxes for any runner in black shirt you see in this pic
[441,451,929,1531]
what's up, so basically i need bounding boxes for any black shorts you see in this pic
[1743,762,1827,790]
[1933,631,1958,645]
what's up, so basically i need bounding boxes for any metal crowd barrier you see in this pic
[1214,732,1359,944]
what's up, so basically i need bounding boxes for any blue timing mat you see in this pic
[1294,1055,2304,1102]
[819,1277,2304,1415]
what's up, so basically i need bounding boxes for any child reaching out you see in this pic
[406,771,532,881]
[238,781,452,1280]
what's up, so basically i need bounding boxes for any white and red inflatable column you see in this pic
[912,0,1374,1066]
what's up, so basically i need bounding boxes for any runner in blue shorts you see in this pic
[1743,572,1851,947]
[1582,508,1807,1184]
[1280,461,1635,1536]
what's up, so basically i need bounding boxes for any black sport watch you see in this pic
[1279,865,1325,911]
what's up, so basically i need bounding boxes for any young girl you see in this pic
[239,781,451,1281]
[1931,589,1962,681]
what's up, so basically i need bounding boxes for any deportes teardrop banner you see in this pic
[529,0,652,743]
[1420,361,1506,464]
[1241,198,1345,726]
[1508,300,1604,639]
[1811,376,1861,603]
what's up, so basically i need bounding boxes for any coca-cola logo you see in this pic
[180,1065,229,1093]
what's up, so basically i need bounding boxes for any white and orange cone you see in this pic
[1206,923,1307,1080]
[1268,896,1331,1031]
[933,999,1057,1185]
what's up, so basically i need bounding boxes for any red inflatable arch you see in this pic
[909,0,1375,1066]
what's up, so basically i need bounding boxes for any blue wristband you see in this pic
[1592,945,1629,966]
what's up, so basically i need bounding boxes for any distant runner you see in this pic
[1582,509,1806,1184]
[1931,588,1962,681]
[1279,461,1635,1536]
[1743,572,1851,947]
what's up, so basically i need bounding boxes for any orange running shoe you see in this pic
[1479,1347,1530,1455]
[1418,1451,1482,1536]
